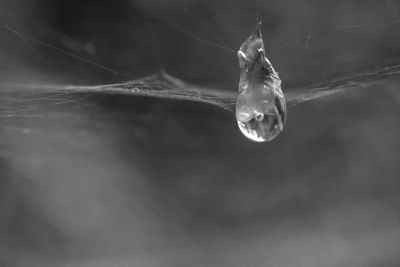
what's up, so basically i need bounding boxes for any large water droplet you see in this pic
[236,21,287,142]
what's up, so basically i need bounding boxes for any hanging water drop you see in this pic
[236,21,287,142]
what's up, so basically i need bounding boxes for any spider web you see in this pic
[2,62,400,119]
[1,0,400,119]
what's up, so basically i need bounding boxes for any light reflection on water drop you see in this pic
[236,21,287,142]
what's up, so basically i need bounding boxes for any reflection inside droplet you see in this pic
[254,111,264,121]
[236,21,287,142]
[236,86,286,142]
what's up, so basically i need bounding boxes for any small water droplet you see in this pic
[236,21,287,142]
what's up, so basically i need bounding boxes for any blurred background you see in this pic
[0,0,400,266]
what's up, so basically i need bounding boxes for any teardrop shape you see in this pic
[236,21,287,142]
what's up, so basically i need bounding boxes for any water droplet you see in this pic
[131,87,140,93]
[236,21,287,142]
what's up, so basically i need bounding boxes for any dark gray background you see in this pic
[0,0,400,266]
